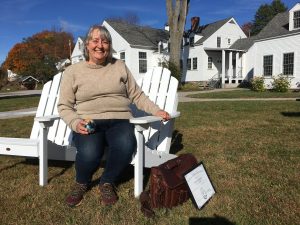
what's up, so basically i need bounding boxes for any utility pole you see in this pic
[69,40,72,59]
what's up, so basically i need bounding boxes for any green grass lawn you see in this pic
[0,101,299,225]
[0,96,40,112]
[187,89,300,99]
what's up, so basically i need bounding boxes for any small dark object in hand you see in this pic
[85,119,96,133]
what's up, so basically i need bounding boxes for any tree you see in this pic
[3,30,74,82]
[251,0,287,35]
[241,22,253,37]
[166,0,190,83]
[106,12,140,25]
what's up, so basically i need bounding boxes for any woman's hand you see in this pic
[155,110,171,121]
[76,120,89,135]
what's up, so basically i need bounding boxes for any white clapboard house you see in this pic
[231,3,300,89]
[70,3,300,89]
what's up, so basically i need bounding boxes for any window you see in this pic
[283,53,294,75]
[263,55,273,76]
[228,38,231,45]
[217,37,221,48]
[139,52,147,73]
[208,57,213,69]
[187,58,191,70]
[120,52,125,62]
[189,37,194,47]
[192,57,197,70]
[159,43,163,53]
[294,10,300,29]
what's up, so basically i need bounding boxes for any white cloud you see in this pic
[59,19,87,33]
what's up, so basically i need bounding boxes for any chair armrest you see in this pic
[34,115,60,128]
[35,115,60,122]
[129,112,180,125]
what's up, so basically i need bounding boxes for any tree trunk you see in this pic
[166,0,189,82]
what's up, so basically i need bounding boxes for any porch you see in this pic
[205,48,246,88]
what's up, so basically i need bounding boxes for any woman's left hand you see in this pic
[155,110,171,121]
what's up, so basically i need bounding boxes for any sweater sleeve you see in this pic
[57,69,81,131]
[125,66,161,115]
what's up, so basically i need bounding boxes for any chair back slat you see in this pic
[47,74,63,142]
[30,80,52,139]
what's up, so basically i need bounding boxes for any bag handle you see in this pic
[165,159,181,170]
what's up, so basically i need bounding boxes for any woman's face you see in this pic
[87,29,110,65]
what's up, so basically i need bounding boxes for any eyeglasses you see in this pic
[90,39,109,45]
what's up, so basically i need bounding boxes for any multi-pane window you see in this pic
[139,52,147,73]
[228,38,231,45]
[294,10,300,29]
[192,57,197,70]
[263,55,273,76]
[208,57,213,69]
[283,53,294,75]
[217,37,221,48]
[187,58,191,70]
[190,37,195,47]
[120,52,125,62]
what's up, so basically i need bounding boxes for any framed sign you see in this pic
[184,162,216,209]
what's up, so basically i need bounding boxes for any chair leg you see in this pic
[134,128,145,198]
[39,126,48,186]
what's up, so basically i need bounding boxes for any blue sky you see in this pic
[0,0,298,64]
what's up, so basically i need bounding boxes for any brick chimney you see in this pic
[191,17,200,32]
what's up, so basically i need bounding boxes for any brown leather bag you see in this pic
[140,153,198,217]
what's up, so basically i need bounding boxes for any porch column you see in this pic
[240,53,244,78]
[235,52,239,78]
[228,51,233,83]
[221,50,226,88]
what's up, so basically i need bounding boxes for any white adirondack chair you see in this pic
[0,66,180,197]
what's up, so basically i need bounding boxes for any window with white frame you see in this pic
[208,57,213,69]
[120,52,125,62]
[192,57,197,70]
[263,55,273,76]
[283,53,294,75]
[217,37,221,48]
[139,52,147,73]
[294,10,300,29]
[187,58,191,70]
[228,38,231,45]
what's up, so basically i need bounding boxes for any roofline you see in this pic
[130,44,157,50]
[255,30,300,43]
[204,47,246,52]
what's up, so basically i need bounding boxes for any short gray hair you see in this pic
[83,25,113,62]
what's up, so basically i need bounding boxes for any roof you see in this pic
[105,20,169,49]
[230,11,300,50]
[192,17,233,45]
[20,76,39,82]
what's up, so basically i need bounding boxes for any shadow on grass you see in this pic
[0,161,24,173]
[281,112,300,117]
[170,130,184,154]
[24,158,74,183]
[189,214,236,225]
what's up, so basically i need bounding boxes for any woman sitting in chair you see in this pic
[58,25,170,207]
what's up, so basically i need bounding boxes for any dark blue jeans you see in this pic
[72,119,136,185]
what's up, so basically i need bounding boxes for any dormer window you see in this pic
[294,10,300,29]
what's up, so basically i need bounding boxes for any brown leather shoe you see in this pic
[65,183,88,207]
[99,183,118,206]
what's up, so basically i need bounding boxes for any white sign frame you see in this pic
[184,162,216,209]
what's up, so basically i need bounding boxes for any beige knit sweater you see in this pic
[57,59,161,131]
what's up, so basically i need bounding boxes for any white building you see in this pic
[70,3,300,89]
[232,3,300,89]
[182,17,247,88]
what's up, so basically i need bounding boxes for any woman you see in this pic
[58,25,170,207]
